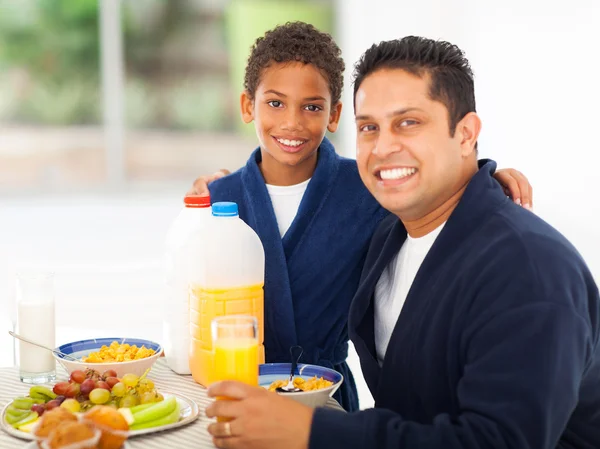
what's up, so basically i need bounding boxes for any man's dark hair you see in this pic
[244,21,345,105]
[353,36,476,136]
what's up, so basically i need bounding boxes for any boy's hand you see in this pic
[186,169,231,197]
[206,381,313,449]
[493,168,533,210]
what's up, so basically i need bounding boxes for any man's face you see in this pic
[354,68,478,221]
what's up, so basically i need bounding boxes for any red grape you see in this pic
[55,395,66,405]
[105,377,120,388]
[70,370,86,384]
[31,404,45,416]
[65,383,80,398]
[80,379,96,397]
[45,399,60,410]
[96,381,111,391]
[102,369,117,379]
[53,382,70,396]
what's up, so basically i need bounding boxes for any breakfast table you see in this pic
[0,358,344,449]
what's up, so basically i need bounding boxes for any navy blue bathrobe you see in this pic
[310,161,600,448]
[208,137,388,411]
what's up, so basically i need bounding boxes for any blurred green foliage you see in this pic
[0,0,231,129]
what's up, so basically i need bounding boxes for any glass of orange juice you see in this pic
[211,315,259,387]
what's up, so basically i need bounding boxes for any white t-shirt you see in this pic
[374,223,445,365]
[265,179,311,237]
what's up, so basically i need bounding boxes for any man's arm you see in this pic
[310,265,595,449]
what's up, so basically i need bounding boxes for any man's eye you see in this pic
[400,119,419,127]
[268,100,283,108]
[359,124,377,132]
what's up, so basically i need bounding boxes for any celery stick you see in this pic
[5,410,31,425]
[129,402,156,414]
[12,397,35,410]
[10,411,38,429]
[131,396,177,426]
[130,402,180,431]
[30,386,56,401]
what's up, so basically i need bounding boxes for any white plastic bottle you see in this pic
[163,195,211,374]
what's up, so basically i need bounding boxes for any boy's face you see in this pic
[354,68,480,221]
[241,62,341,173]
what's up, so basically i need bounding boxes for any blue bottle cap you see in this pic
[212,202,238,217]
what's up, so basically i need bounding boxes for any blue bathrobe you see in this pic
[309,160,600,448]
[208,137,389,411]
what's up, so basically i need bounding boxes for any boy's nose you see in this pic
[280,109,304,131]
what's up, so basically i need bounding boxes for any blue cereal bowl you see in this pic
[259,363,343,408]
[53,337,162,378]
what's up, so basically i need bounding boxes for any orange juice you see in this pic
[212,337,259,385]
[189,284,265,387]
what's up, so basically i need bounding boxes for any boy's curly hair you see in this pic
[244,22,345,105]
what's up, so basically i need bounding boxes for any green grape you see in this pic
[89,388,111,405]
[122,373,139,388]
[138,378,154,392]
[119,394,139,408]
[60,399,81,413]
[139,392,156,404]
[111,382,126,397]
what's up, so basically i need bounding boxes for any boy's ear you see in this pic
[240,91,254,124]
[327,102,343,133]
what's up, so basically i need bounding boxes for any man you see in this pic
[205,36,600,449]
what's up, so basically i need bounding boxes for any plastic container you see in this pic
[163,195,212,374]
[189,202,265,387]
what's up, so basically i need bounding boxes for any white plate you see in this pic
[23,442,131,449]
[2,391,199,441]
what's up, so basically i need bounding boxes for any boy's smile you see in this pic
[241,62,342,186]
[272,136,309,154]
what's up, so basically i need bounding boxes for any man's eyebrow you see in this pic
[355,107,424,121]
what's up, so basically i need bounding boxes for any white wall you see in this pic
[336,0,600,280]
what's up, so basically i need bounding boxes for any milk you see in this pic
[17,300,56,374]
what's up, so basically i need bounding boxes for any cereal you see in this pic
[268,376,333,392]
[82,341,155,363]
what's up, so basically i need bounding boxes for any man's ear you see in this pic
[456,112,481,158]
[240,91,254,124]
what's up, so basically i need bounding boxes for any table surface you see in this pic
[0,359,343,449]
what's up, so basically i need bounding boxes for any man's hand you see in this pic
[493,168,533,210]
[206,381,314,449]
[186,169,231,197]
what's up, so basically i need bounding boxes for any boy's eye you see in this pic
[304,104,322,112]
[268,100,283,108]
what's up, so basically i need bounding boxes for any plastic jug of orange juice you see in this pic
[189,202,265,387]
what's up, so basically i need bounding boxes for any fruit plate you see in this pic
[1,391,199,441]
[23,442,132,449]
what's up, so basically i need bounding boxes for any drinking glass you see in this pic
[211,315,259,386]
[16,272,56,384]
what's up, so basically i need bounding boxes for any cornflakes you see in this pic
[82,341,155,363]
[268,376,333,392]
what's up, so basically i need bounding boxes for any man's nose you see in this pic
[373,131,403,158]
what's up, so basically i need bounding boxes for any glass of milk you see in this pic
[16,272,56,384]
